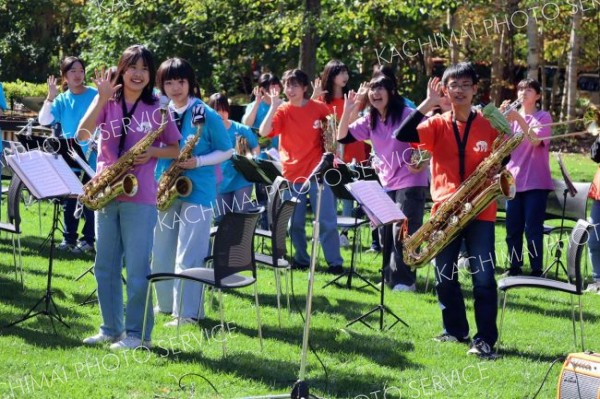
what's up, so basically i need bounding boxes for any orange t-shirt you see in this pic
[269,99,330,182]
[589,167,600,200]
[417,110,500,222]
[322,97,370,163]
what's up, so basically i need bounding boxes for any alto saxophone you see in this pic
[156,122,204,211]
[79,96,170,210]
[402,103,521,268]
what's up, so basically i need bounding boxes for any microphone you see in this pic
[299,152,334,193]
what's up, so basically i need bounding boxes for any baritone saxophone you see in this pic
[79,96,170,210]
[402,102,521,268]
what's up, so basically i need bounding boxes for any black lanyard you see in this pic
[451,110,476,182]
[173,111,184,133]
[118,96,141,157]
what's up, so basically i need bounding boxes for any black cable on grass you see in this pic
[530,357,564,399]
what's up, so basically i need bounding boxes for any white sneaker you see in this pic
[392,283,416,292]
[109,335,152,350]
[164,317,197,327]
[457,256,470,269]
[585,281,600,293]
[339,234,350,248]
[83,332,125,345]
[74,241,95,253]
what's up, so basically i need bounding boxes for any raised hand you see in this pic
[311,77,327,100]
[92,67,122,103]
[268,87,282,108]
[47,75,58,101]
[252,86,263,103]
[343,90,358,113]
[426,77,443,105]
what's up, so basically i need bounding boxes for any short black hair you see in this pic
[258,73,281,90]
[517,78,541,94]
[441,62,479,86]
[207,92,230,114]
[60,56,86,91]
[156,57,201,98]
[282,69,310,99]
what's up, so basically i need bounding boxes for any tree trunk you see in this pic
[565,10,581,126]
[526,7,539,80]
[447,8,459,64]
[490,0,504,105]
[298,0,320,79]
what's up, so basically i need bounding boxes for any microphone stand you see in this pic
[239,153,334,399]
[543,188,570,278]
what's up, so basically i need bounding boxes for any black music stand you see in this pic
[231,154,282,186]
[3,150,83,331]
[543,153,577,278]
[16,135,87,170]
[344,180,409,331]
[322,163,377,290]
[5,199,70,331]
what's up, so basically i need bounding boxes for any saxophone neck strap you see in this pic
[118,96,142,157]
[452,110,477,182]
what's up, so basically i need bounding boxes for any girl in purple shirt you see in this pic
[504,78,554,277]
[77,45,181,350]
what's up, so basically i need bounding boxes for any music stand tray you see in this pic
[16,135,87,170]
[231,154,278,185]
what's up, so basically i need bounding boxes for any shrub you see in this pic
[2,80,47,101]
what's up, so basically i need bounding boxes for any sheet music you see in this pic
[345,180,406,227]
[6,150,82,199]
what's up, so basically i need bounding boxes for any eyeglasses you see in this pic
[447,83,474,92]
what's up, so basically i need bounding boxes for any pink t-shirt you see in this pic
[506,110,554,192]
[96,98,181,205]
[349,108,428,190]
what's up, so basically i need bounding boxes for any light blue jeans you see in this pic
[588,200,600,281]
[288,180,343,267]
[152,199,213,319]
[94,201,156,341]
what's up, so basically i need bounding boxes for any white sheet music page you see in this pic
[46,153,84,196]
[345,180,406,227]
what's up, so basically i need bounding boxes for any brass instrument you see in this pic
[156,122,204,211]
[403,103,520,268]
[524,102,600,140]
[323,107,339,154]
[79,96,170,210]
[409,147,431,169]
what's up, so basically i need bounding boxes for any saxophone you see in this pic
[402,102,522,268]
[79,96,170,210]
[323,107,339,154]
[156,122,204,211]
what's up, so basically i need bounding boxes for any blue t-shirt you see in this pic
[51,87,98,138]
[219,121,259,194]
[0,83,7,111]
[155,98,231,207]
[243,100,279,151]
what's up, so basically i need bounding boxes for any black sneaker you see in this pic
[467,338,498,359]
[530,269,544,277]
[326,265,344,275]
[291,260,309,271]
[433,333,470,344]
[502,267,522,277]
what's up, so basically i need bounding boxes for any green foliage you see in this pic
[2,80,47,100]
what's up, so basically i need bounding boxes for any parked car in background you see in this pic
[578,73,600,106]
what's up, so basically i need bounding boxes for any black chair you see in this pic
[0,175,24,287]
[498,219,589,351]
[255,198,298,326]
[142,209,264,355]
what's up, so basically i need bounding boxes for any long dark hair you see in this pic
[368,73,405,130]
[320,59,348,104]
[156,57,201,99]
[60,56,85,92]
[114,45,156,105]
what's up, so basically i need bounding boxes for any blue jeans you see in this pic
[588,200,600,281]
[434,220,498,346]
[505,190,549,271]
[152,200,213,318]
[94,201,157,341]
[288,180,343,267]
[383,187,426,287]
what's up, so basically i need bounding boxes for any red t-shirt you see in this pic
[269,99,330,182]
[589,167,600,200]
[322,97,370,163]
[417,110,500,222]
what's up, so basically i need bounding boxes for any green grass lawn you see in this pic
[0,154,599,399]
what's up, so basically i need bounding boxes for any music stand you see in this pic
[343,180,409,331]
[322,163,377,290]
[543,153,577,278]
[16,135,87,170]
[3,150,83,331]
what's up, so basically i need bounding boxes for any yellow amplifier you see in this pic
[558,352,600,398]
